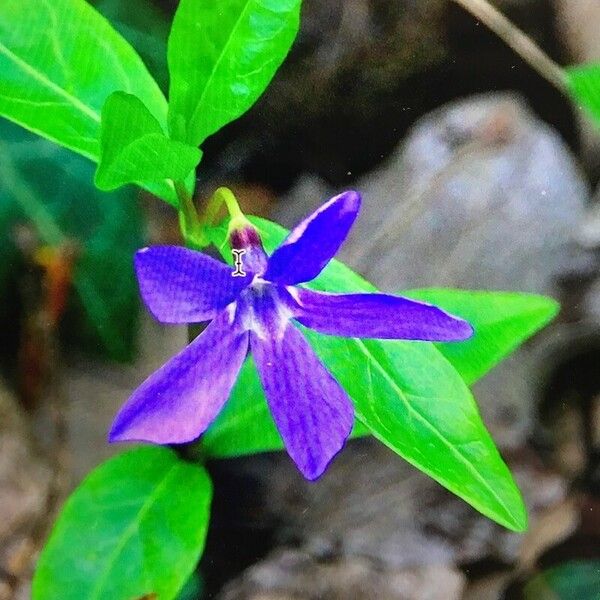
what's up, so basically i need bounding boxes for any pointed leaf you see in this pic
[167,0,301,145]
[303,328,527,532]
[95,92,201,192]
[404,289,559,385]
[33,447,212,600]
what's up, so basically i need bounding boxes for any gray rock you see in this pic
[220,551,465,600]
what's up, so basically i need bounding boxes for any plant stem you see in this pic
[174,180,207,248]
[451,0,567,92]
[204,186,245,224]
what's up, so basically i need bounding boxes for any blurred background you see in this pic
[1,0,600,598]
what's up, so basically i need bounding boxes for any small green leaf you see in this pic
[33,447,212,600]
[95,92,201,192]
[167,0,301,145]
[0,0,167,161]
[524,560,600,600]
[404,289,559,385]
[566,63,600,126]
[205,217,527,531]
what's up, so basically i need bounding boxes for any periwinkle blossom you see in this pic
[110,191,473,480]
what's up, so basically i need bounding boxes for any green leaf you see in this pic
[524,560,600,600]
[33,447,212,600]
[204,217,527,531]
[0,119,143,361]
[403,289,559,385]
[95,92,201,192]
[566,63,600,126]
[167,0,301,145]
[303,328,527,531]
[0,0,167,161]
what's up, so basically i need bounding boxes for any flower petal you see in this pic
[291,288,474,341]
[109,309,249,444]
[135,245,252,323]
[250,324,354,480]
[264,191,361,284]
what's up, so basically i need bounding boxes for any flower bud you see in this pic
[228,218,267,274]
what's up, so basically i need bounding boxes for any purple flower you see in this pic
[110,191,473,480]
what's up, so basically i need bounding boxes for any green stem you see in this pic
[174,180,207,248]
[174,183,251,250]
[203,186,246,224]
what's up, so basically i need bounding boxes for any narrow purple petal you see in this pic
[291,288,474,341]
[135,245,252,324]
[109,309,248,444]
[264,191,361,285]
[250,324,354,480]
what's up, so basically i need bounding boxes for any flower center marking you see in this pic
[231,249,246,277]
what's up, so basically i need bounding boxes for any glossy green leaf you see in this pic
[566,63,600,126]
[167,0,301,145]
[95,92,201,192]
[204,217,527,531]
[0,119,143,361]
[33,447,212,600]
[0,0,167,161]
[404,289,559,385]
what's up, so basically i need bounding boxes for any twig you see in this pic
[451,0,567,92]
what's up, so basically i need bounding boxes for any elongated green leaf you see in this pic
[404,289,559,385]
[167,0,301,145]
[204,217,527,530]
[33,447,212,600]
[303,329,526,531]
[566,63,600,126]
[96,92,201,191]
[0,0,167,160]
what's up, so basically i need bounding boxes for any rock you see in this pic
[219,549,465,600]
[276,93,595,448]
